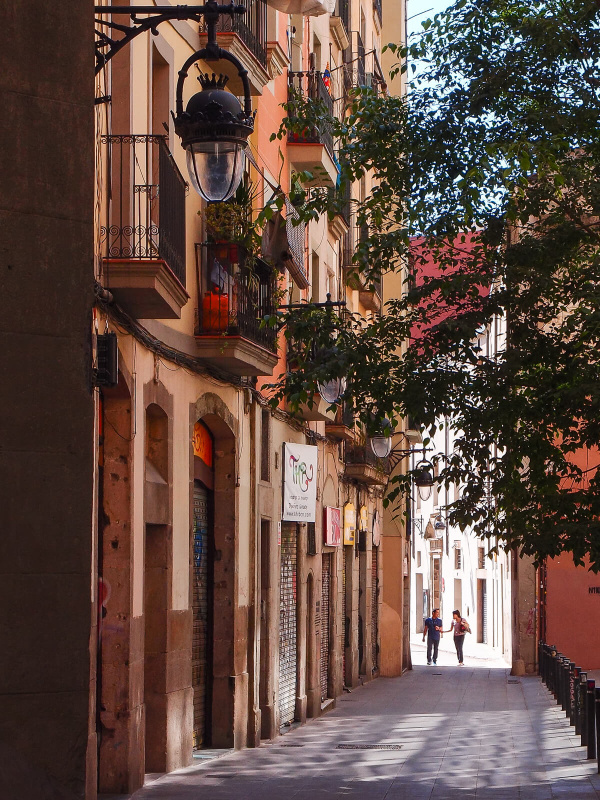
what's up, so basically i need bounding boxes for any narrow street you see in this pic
[111,643,600,800]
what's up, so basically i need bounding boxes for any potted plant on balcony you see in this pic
[199,182,264,333]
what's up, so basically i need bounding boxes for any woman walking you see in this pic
[446,609,468,665]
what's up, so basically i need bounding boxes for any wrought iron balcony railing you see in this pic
[287,71,334,157]
[334,0,350,32]
[345,442,385,470]
[373,0,382,26]
[344,32,366,89]
[195,243,276,352]
[101,134,186,288]
[329,181,351,226]
[200,0,267,67]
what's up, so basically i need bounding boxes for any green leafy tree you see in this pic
[268,0,600,569]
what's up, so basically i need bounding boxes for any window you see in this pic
[417,552,422,568]
[478,547,485,570]
[454,546,462,570]
[260,409,271,482]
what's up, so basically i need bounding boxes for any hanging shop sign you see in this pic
[343,502,356,546]
[282,442,318,522]
[323,506,341,546]
[193,421,213,467]
[359,505,368,532]
[372,510,381,547]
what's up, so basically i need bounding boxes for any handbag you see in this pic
[460,619,471,634]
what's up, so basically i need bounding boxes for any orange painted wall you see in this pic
[545,553,600,669]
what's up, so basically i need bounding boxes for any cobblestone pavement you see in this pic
[105,642,600,800]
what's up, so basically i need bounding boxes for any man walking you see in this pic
[422,608,443,665]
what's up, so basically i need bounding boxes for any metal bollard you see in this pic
[581,672,588,746]
[556,654,564,706]
[588,680,596,759]
[568,662,576,723]
[574,667,582,734]
[549,646,557,694]
[562,659,570,715]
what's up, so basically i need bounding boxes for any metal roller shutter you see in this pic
[371,546,379,672]
[279,522,297,727]
[482,579,488,644]
[320,554,331,702]
[192,482,210,748]
[342,551,347,686]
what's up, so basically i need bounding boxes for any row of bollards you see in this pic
[539,641,600,768]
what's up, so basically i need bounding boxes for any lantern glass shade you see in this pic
[186,140,246,202]
[369,434,392,459]
[317,377,346,405]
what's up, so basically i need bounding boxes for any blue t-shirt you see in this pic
[424,617,443,640]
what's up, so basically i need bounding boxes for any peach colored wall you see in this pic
[546,554,600,669]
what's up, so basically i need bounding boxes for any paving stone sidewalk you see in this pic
[113,647,600,800]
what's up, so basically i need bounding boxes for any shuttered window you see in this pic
[279,522,298,726]
[192,482,210,748]
[371,547,379,672]
[320,554,331,702]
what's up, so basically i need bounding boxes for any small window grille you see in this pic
[260,409,270,482]
[307,522,317,556]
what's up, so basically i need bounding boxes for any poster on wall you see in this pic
[282,442,318,522]
[343,502,356,546]
[323,506,341,546]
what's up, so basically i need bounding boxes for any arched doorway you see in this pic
[192,420,214,749]
[144,402,171,773]
[192,393,238,748]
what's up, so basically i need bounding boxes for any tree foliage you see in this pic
[269,0,600,569]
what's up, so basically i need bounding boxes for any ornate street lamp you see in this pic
[95,2,254,201]
[172,5,254,202]
[367,420,435,499]
[317,377,347,405]
[414,459,434,501]
[369,417,393,459]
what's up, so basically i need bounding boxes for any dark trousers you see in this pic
[427,637,439,663]
[454,635,464,663]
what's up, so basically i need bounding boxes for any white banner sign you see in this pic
[282,443,318,522]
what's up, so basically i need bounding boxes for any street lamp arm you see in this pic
[386,443,430,472]
[94,3,246,75]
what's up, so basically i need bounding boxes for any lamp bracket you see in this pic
[94,3,246,76]
[279,293,346,310]
[386,443,431,471]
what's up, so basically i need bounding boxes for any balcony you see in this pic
[330,0,350,50]
[328,181,351,239]
[199,0,269,95]
[326,401,355,441]
[344,32,366,90]
[101,135,188,319]
[343,225,381,312]
[285,338,336,422]
[373,0,382,28]
[195,243,278,376]
[344,443,387,485]
[287,71,339,187]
